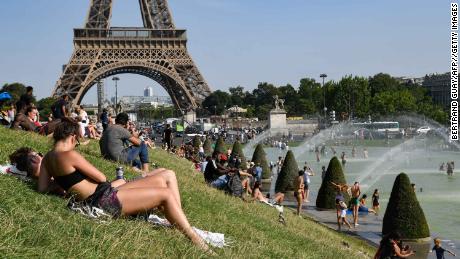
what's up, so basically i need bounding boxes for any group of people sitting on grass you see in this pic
[2,88,104,140]
[150,130,287,207]
[202,151,285,205]
[3,114,215,253]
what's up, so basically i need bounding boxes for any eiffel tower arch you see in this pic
[53,0,211,116]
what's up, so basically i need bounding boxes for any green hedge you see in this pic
[275,151,298,193]
[203,138,212,156]
[251,144,270,179]
[230,141,247,169]
[382,173,430,239]
[214,137,226,154]
[316,157,349,209]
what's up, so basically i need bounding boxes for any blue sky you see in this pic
[0,0,450,103]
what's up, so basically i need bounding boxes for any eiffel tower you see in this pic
[53,0,211,117]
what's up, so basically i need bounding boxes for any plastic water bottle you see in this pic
[116,167,124,180]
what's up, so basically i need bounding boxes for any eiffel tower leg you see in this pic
[53,49,101,107]
[174,55,211,107]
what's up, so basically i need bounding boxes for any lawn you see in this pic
[0,127,375,258]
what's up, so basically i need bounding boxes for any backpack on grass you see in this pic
[226,173,243,198]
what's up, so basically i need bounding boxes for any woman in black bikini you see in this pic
[38,118,210,252]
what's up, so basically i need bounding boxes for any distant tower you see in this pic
[97,80,104,114]
[144,86,154,97]
[51,0,212,116]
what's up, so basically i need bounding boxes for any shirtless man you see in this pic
[350,182,361,227]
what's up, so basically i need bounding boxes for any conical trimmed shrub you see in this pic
[316,157,349,209]
[203,138,212,156]
[230,141,247,169]
[382,173,430,239]
[275,151,299,193]
[214,137,226,154]
[251,144,270,179]
[192,135,201,150]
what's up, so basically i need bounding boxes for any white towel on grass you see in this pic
[0,164,31,182]
[68,201,231,248]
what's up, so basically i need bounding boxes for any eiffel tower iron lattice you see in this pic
[53,0,211,112]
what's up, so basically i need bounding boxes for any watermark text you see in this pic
[452,3,459,141]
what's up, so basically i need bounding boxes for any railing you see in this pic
[74,28,187,40]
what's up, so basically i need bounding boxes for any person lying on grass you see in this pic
[252,182,284,206]
[7,147,64,194]
[37,117,212,253]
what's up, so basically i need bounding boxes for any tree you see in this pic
[0,83,35,104]
[369,73,400,97]
[382,173,430,239]
[214,137,226,154]
[252,82,280,119]
[202,90,232,115]
[251,144,271,179]
[333,76,370,119]
[371,90,417,116]
[36,97,56,120]
[230,141,247,169]
[229,86,245,107]
[316,157,349,209]
[298,78,321,100]
[203,138,213,156]
[279,84,301,116]
[275,150,299,193]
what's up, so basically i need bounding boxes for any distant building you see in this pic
[144,86,154,97]
[422,73,451,110]
[118,95,173,110]
[395,76,425,85]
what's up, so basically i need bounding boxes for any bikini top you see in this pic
[54,169,87,191]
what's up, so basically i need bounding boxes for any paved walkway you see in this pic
[282,200,459,259]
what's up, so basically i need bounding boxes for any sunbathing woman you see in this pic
[252,185,285,206]
[37,118,210,252]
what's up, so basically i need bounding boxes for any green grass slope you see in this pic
[0,127,375,258]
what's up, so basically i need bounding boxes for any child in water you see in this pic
[430,238,456,259]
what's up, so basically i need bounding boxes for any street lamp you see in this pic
[112,76,120,114]
[320,73,328,121]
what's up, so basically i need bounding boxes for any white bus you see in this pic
[352,121,400,135]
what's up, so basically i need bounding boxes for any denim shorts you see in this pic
[87,182,122,217]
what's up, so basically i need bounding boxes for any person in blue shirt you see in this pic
[253,162,263,187]
[99,108,109,131]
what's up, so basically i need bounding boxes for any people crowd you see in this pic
[1,86,458,257]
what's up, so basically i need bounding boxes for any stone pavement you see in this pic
[281,200,459,259]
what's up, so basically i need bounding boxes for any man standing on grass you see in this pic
[163,124,173,150]
[99,108,109,131]
[51,94,69,120]
[100,112,150,172]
